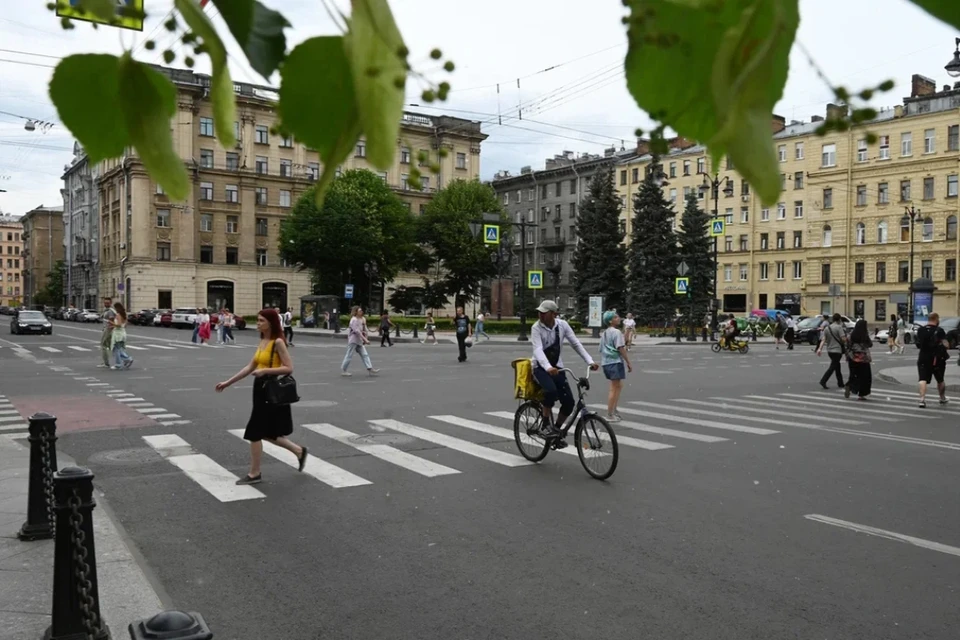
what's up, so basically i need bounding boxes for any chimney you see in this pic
[604,147,616,157]
[894,105,904,118]
[910,73,936,98]
[825,103,848,121]
[636,138,650,156]
[811,115,824,122]
[545,158,557,169]
[771,114,786,133]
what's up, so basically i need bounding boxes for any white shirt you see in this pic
[477,313,485,322]
[623,318,636,329]
[198,313,210,325]
[530,318,595,371]
[282,311,291,328]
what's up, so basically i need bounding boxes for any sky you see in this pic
[0,0,957,216]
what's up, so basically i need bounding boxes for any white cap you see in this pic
[536,300,559,313]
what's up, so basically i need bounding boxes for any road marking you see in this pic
[0,416,24,423]
[67,346,91,352]
[0,423,28,432]
[149,413,181,420]
[370,419,532,467]
[158,420,192,426]
[116,397,146,403]
[86,383,110,387]
[0,409,19,415]
[137,408,166,414]
[805,514,960,558]
[304,423,461,476]
[170,388,202,392]
[775,394,945,417]
[873,394,960,413]
[747,394,911,419]
[228,429,371,488]
[616,419,728,443]
[719,397,900,422]
[628,400,810,430]
[125,403,155,408]
[146,344,176,350]
[143,434,264,502]
[108,392,134,397]
[126,345,148,351]
[39,346,61,353]
[435,414,577,457]
[482,412,672,451]
[602,405,779,435]
[677,399,866,426]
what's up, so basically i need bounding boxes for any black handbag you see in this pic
[263,340,300,405]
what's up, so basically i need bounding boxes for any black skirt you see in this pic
[243,377,294,442]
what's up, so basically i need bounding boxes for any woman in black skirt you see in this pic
[216,308,308,485]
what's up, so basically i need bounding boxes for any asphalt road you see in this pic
[2,319,958,639]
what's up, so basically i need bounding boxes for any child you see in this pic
[421,314,437,345]
[599,310,632,422]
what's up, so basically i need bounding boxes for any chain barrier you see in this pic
[39,429,55,536]
[68,490,102,640]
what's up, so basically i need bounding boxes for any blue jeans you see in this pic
[191,325,199,343]
[342,343,373,371]
[532,366,575,415]
[112,342,133,368]
[475,322,489,340]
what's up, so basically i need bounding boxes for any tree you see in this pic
[416,180,507,307]
[571,166,626,320]
[626,160,680,326]
[36,260,66,306]
[676,192,714,327]
[279,170,419,306]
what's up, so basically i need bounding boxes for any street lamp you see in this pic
[946,37,960,78]
[904,205,922,324]
[699,173,734,340]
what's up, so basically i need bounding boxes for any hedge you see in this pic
[318,315,583,334]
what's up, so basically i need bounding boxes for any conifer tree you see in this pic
[572,166,627,319]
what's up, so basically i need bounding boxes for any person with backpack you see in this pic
[916,312,950,408]
[887,314,899,354]
[844,319,873,400]
[816,313,847,390]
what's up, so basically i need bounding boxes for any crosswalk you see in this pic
[1,342,249,355]
[0,395,27,439]
[140,386,960,503]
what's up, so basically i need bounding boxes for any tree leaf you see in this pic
[83,0,116,22]
[624,0,799,205]
[175,0,236,147]
[118,55,189,200]
[345,0,406,168]
[209,0,289,79]
[907,0,960,30]
[49,54,127,163]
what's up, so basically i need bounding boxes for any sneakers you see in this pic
[368,368,380,376]
[940,397,949,406]
[918,400,927,408]
[341,371,352,377]
[123,359,133,370]
[606,413,622,423]
[235,474,262,485]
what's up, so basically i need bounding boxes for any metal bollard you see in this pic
[18,412,58,541]
[47,466,110,640]
[701,327,708,342]
[751,325,757,342]
[674,323,682,342]
[412,324,418,339]
[129,611,212,640]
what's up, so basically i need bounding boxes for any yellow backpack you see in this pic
[512,358,544,401]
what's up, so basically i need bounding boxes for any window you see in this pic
[517,190,523,203]
[280,135,293,148]
[257,249,267,267]
[199,117,213,137]
[255,187,267,205]
[821,263,831,284]
[456,152,466,169]
[724,236,733,252]
[778,144,786,162]
[401,174,410,190]
[776,262,785,280]
[200,213,213,232]
[900,216,911,242]
[794,172,803,189]
[876,261,886,283]
[280,159,292,177]
[255,125,269,144]
[233,120,240,140]
[619,170,627,186]
[901,132,912,156]
[822,225,831,247]
[740,207,749,223]
[554,182,562,197]
[855,262,865,284]
[308,163,319,181]
[739,264,748,281]
[950,174,959,198]
[793,230,802,248]
[279,190,291,208]
[949,125,959,152]
[226,247,238,265]
[739,235,748,251]
[156,208,170,228]
[226,152,239,170]
[725,209,734,225]
[631,168,639,184]
[420,176,430,191]
[857,139,868,162]
[540,184,547,199]
[948,259,957,282]
[875,300,887,322]
[855,222,865,245]
[527,188,535,201]
[554,204,562,219]
[761,208,769,221]
[200,149,213,168]
[776,231,785,249]
[877,220,888,244]
[569,202,577,218]
[759,262,769,280]
[948,215,957,240]
[256,217,268,236]
[156,242,171,261]
[821,143,836,167]
[777,203,786,219]
[793,261,802,280]
[697,158,705,174]
[255,156,268,174]
[794,200,803,218]
[683,160,690,176]
[225,184,238,202]
[781,174,787,192]
[400,147,411,164]
[921,259,933,279]
[226,215,238,234]
[724,265,733,282]
[925,129,935,154]
[822,188,833,209]
[200,245,213,264]
[900,180,911,202]
[878,182,889,204]
[669,162,676,178]
[669,188,677,204]
[795,142,804,160]
[898,260,909,282]
[741,181,750,197]
[923,177,935,200]
[922,217,934,241]
[377,171,387,183]
[760,233,769,250]
[355,141,366,157]
[879,135,890,160]
[200,182,213,200]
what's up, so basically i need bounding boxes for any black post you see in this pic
[129,611,213,640]
[47,466,110,640]
[18,412,58,541]
[907,206,918,324]
[517,221,528,341]
[412,324,418,339]
[395,323,400,338]
[751,323,757,342]
[711,182,719,342]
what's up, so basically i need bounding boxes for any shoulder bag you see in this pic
[263,340,300,405]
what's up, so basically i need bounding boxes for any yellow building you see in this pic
[98,66,486,316]
[0,214,24,307]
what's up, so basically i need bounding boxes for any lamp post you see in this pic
[471,213,534,340]
[945,37,960,78]
[905,205,922,324]
[699,173,734,340]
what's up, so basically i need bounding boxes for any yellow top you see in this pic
[253,340,281,370]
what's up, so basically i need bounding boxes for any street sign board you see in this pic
[483,224,500,245]
[344,284,354,299]
[588,296,603,328]
[57,0,145,31]
[677,261,689,276]
[710,220,725,237]
[675,277,689,295]
[528,271,543,289]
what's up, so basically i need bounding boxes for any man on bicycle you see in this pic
[530,300,599,441]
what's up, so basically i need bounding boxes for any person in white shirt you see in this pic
[622,313,637,349]
[283,307,294,346]
[530,300,598,440]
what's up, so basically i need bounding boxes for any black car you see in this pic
[11,310,53,335]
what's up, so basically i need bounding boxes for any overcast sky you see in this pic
[0,0,957,215]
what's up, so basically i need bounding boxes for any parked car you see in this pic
[159,310,173,327]
[11,310,52,335]
[154,309,170,326]
[795,314,855,345]
[876,320,930,345]
[80,309,101,323]
[130,309,158,326]
[210,313,247,331]
[64,308,81,321]
[171,308,199,329]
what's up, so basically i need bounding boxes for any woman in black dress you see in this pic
[845,318,873,400]
[216,308,308,484]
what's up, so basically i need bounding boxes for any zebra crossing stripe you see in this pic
[126,345,148,351]
[609,405,779,435]
[67,346,91,351]
[0,416,24,423]
[228,429,371,488]
[303,423,461,476]
[746,394,907,418]
[628,400,847,429]
[143,434,265,502]
[721,397,901,422]
[158,420,192,426]
[774,394,941,417]
[615,420,728,443]
[369,419,532,467]
[0,424,28,432]
[39,346,61,353]
[150,414,182,420]
[434,414,578,457]
[677,399,866,426]
[116,397,146,402]
[137,408,166,414]
[146,344,176,350]
[482,412,672,451]
[0,409,19,415]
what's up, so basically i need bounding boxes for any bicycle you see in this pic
[512,367,619,480]
[711,338,749,354]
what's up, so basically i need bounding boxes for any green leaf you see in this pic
[49,54,127,163]
[118,55,189,200]
[907,0,960,31]
[345,0,406,168]
[175,0,236,147]
[82,0,116,22]
[209,0,289,79]
[624,0,799,205]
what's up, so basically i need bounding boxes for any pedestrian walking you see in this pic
[197,308,212,345]
[845,319,872,400]
[191,311,201,343]
[599,311,632,422]
[454,306,472,363]
[216,308,308,485]
[816,313,847,390]
[221,308,235,344]
[216,309,225,344]
[341,306,379,376]
[887,314,899,354]
[421,313,438,345]
[99,296,116,368]
[784,315,796,350]
[773,315,785,349]
[623,313,636,349]
[895,313,907,354]
[283,307,295,346]
[915,312,950,408]
[110,302,134,370]
[379,310,394,347]
[475,312,490,342]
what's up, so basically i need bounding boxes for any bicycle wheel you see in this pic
[514,401,550,462]
[710,343,721,353]
[738,343,749,354]
[575,414,619,480]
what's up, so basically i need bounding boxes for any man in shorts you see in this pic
[915,312,949,408]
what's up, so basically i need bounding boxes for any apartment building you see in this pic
[20,205,65,306]
[98,66,486,316]
[61,142,100,309]
[0,214,23,307]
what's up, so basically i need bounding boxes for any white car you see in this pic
[876,323,922,345]
[153,309,170,326]
[80,309,101,323]
[171,307,199,329]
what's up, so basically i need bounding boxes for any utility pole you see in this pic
[700,173,733,340]
[905,205,921,324]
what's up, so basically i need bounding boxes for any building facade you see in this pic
[61,142,100,309]
[20,205,65,307]
[0,214,24,307]
[98,66,486,316]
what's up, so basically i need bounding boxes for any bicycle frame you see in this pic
[543,367,595,437]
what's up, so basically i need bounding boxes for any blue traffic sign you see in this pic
[675,277,689,295]
[344,284,354,299]
[528,271,543,289]
[483,224,500,245]
[710,220,725,237]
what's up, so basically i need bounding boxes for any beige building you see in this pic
[615,73,960,324]
[0,214,24,307]
[20,205,64,307]
[98,66,486,316]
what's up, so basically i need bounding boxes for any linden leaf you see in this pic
[907,1,960,31]
[209,0,290,79]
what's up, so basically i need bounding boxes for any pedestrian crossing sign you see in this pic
[710,220,725,237]
[528,271,543,289]
[483,224,500,245]
[675,277,689,295]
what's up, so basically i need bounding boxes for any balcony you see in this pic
[542,233,567,250]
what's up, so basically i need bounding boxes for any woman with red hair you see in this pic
[216,308,308,484]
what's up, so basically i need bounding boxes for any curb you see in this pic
[876,369,960,393]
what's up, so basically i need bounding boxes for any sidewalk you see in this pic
[0,437,166,639]
[877,365,960,392]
